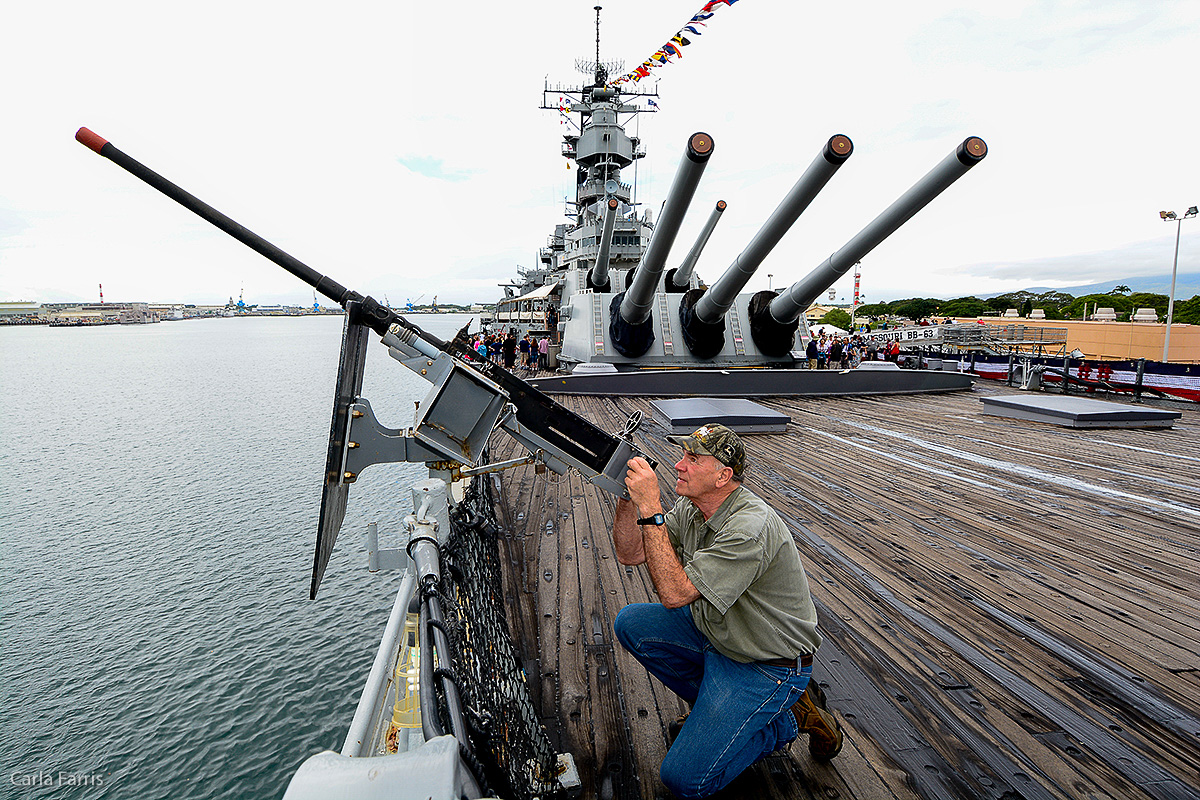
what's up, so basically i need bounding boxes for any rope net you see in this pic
[439,474,565,800]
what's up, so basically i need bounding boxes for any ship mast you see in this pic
[534,7,659,279]
[593,6,605,86]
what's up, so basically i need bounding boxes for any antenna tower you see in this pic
[575,6,622,85]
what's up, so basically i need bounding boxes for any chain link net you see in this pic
[437,474,565,800]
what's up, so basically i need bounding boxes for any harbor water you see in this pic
[0,314,477,799]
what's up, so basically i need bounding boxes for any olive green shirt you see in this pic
[665,485,821,663]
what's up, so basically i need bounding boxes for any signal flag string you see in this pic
[607,0,741,87]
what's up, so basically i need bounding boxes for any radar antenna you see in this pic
[575,6,622,86]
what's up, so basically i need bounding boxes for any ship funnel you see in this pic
[766,137,987,338]
[667,200,726,292]
[588,197,621,292]
[610,132,713,357]
[680,135,852,359]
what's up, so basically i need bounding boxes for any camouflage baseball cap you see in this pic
[666,423,745,478]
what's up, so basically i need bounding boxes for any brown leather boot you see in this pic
[790,683,843,761]
[666,714,688,747]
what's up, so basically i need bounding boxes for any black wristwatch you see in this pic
[636,513,666,527]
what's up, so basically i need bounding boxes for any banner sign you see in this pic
[860,326,944,347]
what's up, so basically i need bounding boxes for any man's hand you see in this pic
[625,456,663,517]
[622,457,700,609]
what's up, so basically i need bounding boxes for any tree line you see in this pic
[842,287,1200,327]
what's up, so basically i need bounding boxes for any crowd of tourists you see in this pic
[804,331,901,369]
[468,329,550,373]
[470,328,907,372]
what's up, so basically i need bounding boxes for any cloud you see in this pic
[397,156,477,183]
[950,236,1199,285]
[0,208,29,239]
[909,2,1194,73]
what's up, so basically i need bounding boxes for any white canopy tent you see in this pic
[808,325,849,337]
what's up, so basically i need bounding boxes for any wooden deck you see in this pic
[487,380,1200,800]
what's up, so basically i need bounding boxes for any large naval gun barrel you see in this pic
[766,137,988,334]
[680,135,853,359]
[667,200,726,292]
[610,132,713,357]
[587,197,621,292]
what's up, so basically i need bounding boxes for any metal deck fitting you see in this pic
[980,394,1182,428]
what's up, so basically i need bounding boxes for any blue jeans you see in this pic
[614,603,812,799]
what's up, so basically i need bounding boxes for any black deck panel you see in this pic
[530,367,973,397]
[650,397,791,433]
[980,394,1182,428]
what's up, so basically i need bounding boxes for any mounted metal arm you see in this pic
[75,127,652,599]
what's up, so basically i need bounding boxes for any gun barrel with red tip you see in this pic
[75,127,110,155]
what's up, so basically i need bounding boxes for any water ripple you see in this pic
[0,315,477,798]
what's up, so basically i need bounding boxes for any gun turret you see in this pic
[610,132,713,357]
[588,197,620,292]
[666,200,726,292]
[680,135,853,359]
[761,137,987,354]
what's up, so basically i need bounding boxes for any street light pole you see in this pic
[1160,206,1198,362]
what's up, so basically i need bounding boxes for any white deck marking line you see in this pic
[815,417,1200,520]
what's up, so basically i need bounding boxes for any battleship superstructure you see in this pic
[486,58,660,344]
[486,31,987,395]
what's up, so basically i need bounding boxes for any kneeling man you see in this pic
[613,424,842,799]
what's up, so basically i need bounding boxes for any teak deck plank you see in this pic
[489,381,1200,800]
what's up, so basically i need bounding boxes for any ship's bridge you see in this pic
[575,103,635,172]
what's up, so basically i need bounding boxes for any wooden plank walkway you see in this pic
[487,380,1200,800]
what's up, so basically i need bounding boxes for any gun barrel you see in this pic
[75,126,650,518]
[619,132,713,324]
[670,200,727,288]
[589,197,621,290]
[694,135,853,324]
[74,128,422,343]
[769,136,987,324]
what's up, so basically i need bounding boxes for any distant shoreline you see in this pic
[0,308,480,327]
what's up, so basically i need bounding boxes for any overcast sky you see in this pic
[2,0,1198,307]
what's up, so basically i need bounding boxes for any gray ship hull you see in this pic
[529,367,973,397]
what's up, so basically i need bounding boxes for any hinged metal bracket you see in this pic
[341,398,451,483]
[366,522,409,573]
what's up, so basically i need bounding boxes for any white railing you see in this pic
[341,571,418,757]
